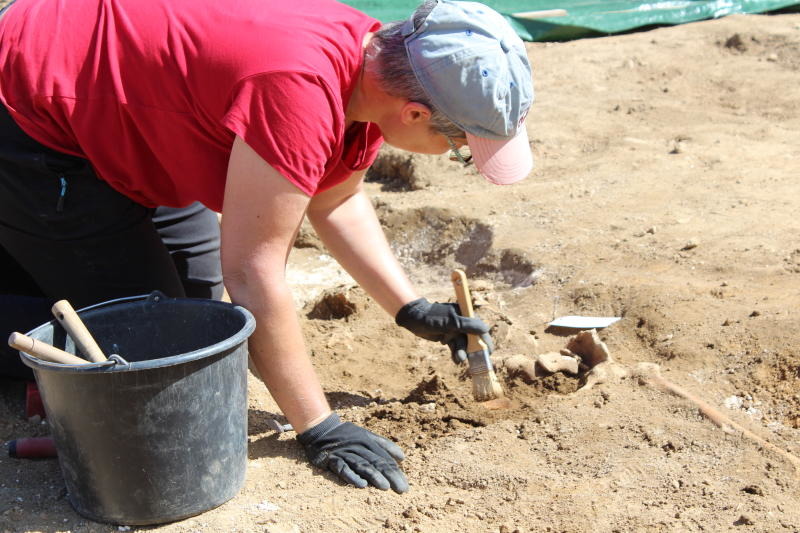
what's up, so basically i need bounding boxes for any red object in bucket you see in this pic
[25,381,46,419]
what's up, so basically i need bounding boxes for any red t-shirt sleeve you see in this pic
[221,71,344,196]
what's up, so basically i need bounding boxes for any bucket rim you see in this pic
[18,292,256,373]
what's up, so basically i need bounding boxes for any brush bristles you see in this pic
[471,369,504,401]
[467,349,503,401]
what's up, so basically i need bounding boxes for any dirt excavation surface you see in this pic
[2,11,800,533]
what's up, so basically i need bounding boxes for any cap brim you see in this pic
[466,126,533,185]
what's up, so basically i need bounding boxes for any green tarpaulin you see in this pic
[341,0,800,41]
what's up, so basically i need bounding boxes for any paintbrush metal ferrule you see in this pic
[467,349,491,376]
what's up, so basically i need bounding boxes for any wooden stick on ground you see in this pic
[643,369,800,471]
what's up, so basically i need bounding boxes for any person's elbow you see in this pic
[221,255,289,311]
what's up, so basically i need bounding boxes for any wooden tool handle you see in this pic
[451,269,487,354]
[51,300,106,362]
[8,332,90,365]
[513,9,568,20]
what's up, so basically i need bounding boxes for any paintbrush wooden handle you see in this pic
[451,270,505,402]
[51,300,107,362]
[8,332,90,365]
[451,269,488,354]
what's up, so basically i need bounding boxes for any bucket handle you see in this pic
[75,290,167,314]
[19,292,165,371]
[103,353,131,370]
[65,291,161,370]
[65,293,160,371]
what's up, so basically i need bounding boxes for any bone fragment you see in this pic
[566,329,612,366]
[577,361,630,392]
[502,354,539,381]
[536,352,579,375]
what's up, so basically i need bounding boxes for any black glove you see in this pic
[297,413,409,493]
[395,297,493,364]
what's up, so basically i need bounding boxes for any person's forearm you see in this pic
[307,190,418,316]
[227,276,330,433]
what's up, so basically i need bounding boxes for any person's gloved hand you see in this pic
[395,297,493,364]
[297,413,409,493]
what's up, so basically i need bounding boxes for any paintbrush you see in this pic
[451,269,504,401]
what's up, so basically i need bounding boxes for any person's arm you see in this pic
[221,136,329,433]
[306,170,418,316]
[307,168,494,364]
[221,137,407,493]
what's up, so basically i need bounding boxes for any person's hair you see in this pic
[366,0,465,139]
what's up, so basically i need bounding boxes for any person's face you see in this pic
[380,121,449,154]
[377,101,466,155]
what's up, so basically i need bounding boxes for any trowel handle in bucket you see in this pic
[8,332,90,365]
[51,300,107,362]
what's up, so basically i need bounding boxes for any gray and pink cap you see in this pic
[402,0,535,184]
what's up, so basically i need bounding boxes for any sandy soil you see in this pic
[2,11,800,533]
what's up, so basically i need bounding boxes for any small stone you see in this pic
[681,239,699,251]
[749,310,761,317]
[767,53,778,62]
[734,514,754,526]
[256,501,280,512]
[724,396,744,410]
[419,403,436,413]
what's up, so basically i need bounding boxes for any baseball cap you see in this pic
[402,0,535,185]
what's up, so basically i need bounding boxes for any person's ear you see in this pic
[399,101,432,125]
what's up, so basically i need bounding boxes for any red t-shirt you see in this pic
[0,0,383,211]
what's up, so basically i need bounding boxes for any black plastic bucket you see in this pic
[19,292,256,525]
